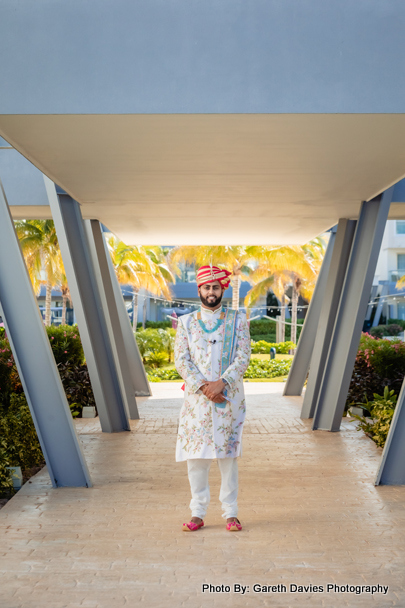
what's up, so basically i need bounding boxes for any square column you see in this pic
[101,225,151,397]
[84,220,141,419]
[312,188,394,431]
[0,179,91,487]
[375,377,405,485]
[45,178,130,433]
[301,219,357,418]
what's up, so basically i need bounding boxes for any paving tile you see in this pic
[0,382,404,608]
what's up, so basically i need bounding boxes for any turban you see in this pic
[196,265,232,290]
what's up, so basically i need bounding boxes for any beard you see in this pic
[199,292,223,309]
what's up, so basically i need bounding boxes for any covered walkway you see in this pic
[1,383,404,608]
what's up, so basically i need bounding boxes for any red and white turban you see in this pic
[196,265,232,289]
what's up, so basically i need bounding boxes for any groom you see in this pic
[174,265,251,531]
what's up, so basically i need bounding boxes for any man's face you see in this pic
[198,281,224,308]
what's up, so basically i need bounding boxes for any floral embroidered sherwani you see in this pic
[174,306,251,462]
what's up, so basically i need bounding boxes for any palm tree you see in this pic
[169,246,262,309]
[15,220,63,326]
[244,241,325,343]
[60,272,71,325]
[105,236,174,329]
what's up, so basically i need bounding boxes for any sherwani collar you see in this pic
[200,305,223,316]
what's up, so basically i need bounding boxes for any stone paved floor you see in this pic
[1,382,405,608]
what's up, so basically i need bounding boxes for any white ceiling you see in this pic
[1,114,405,244]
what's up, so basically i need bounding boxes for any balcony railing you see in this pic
[389,269,405,282]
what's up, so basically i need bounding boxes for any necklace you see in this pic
[197,307,225,334]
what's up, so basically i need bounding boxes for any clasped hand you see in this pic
[200,379,227,403]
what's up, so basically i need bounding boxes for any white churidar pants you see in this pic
[187,457,239,519]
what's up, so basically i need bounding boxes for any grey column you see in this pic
[301,219,357,418]
[102,228,151,397]
[84,219,140,418]
[312,188,394,431]
[44,177,130,433]
[375,376,405,485]
[283,226,336,396]
[0,179,91,488]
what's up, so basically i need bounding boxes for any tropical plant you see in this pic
[157,328,177,363]
[15,220,64,326]
[60,273,71,325]
[168,246,263,309]
[147,368,182,381]
[244,242,323,343]
[346,334,405,406]
[135,329,165,363]
[105,235,174,329]
[145,352,168,368]
[350,387,397,448]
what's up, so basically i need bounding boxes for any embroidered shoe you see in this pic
[182,519,204,531]
[226,518,242,531]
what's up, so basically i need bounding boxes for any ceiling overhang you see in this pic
[1,114,405,244]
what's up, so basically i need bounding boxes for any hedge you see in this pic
[244,358,292,379]
[147,356,293,382]
[346,333,405,407]
[0,393,44,496]
[0,325,95,417]
[251,340,296,354]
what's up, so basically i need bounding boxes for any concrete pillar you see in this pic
[84,220,140,419]
[0,179,91,487]
[375,377,405,485]
[312,188,394,431]
[300,219,357,418]
[45,177,130,433]
[283,226,336,396]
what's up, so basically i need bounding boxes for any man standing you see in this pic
[174,265,251,532]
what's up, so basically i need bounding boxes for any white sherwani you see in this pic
[174,306,251,462]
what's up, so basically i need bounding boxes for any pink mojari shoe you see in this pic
[226,518,242,531]
[182,519,204,531]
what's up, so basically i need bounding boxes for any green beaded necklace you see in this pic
[197,307,225,333]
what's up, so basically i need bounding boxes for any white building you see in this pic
[373,220,405,322]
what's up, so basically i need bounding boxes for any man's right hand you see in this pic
[211,393,227,403]
[199,383,226,403]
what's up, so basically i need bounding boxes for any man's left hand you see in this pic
[202,379,227,401]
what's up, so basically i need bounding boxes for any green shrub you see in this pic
[351,387,397,448]
[135,329,165,363]
[0,394,44,473]
[157,328,176,363]
[137,320,172,329]
[249,319,277,336]
[369,325,387,338]
[387,318,405,330]
[251,340,296,354]
[135,328,177,363]
[0,443,14,493]
[148,368,182,381]
[347,333,405,406]
[46,325,84,365]
[145,352,168,368]
[57,362,96,417]
[244,358,292,379]
[387,323,403,336]
[249,333,277,343]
